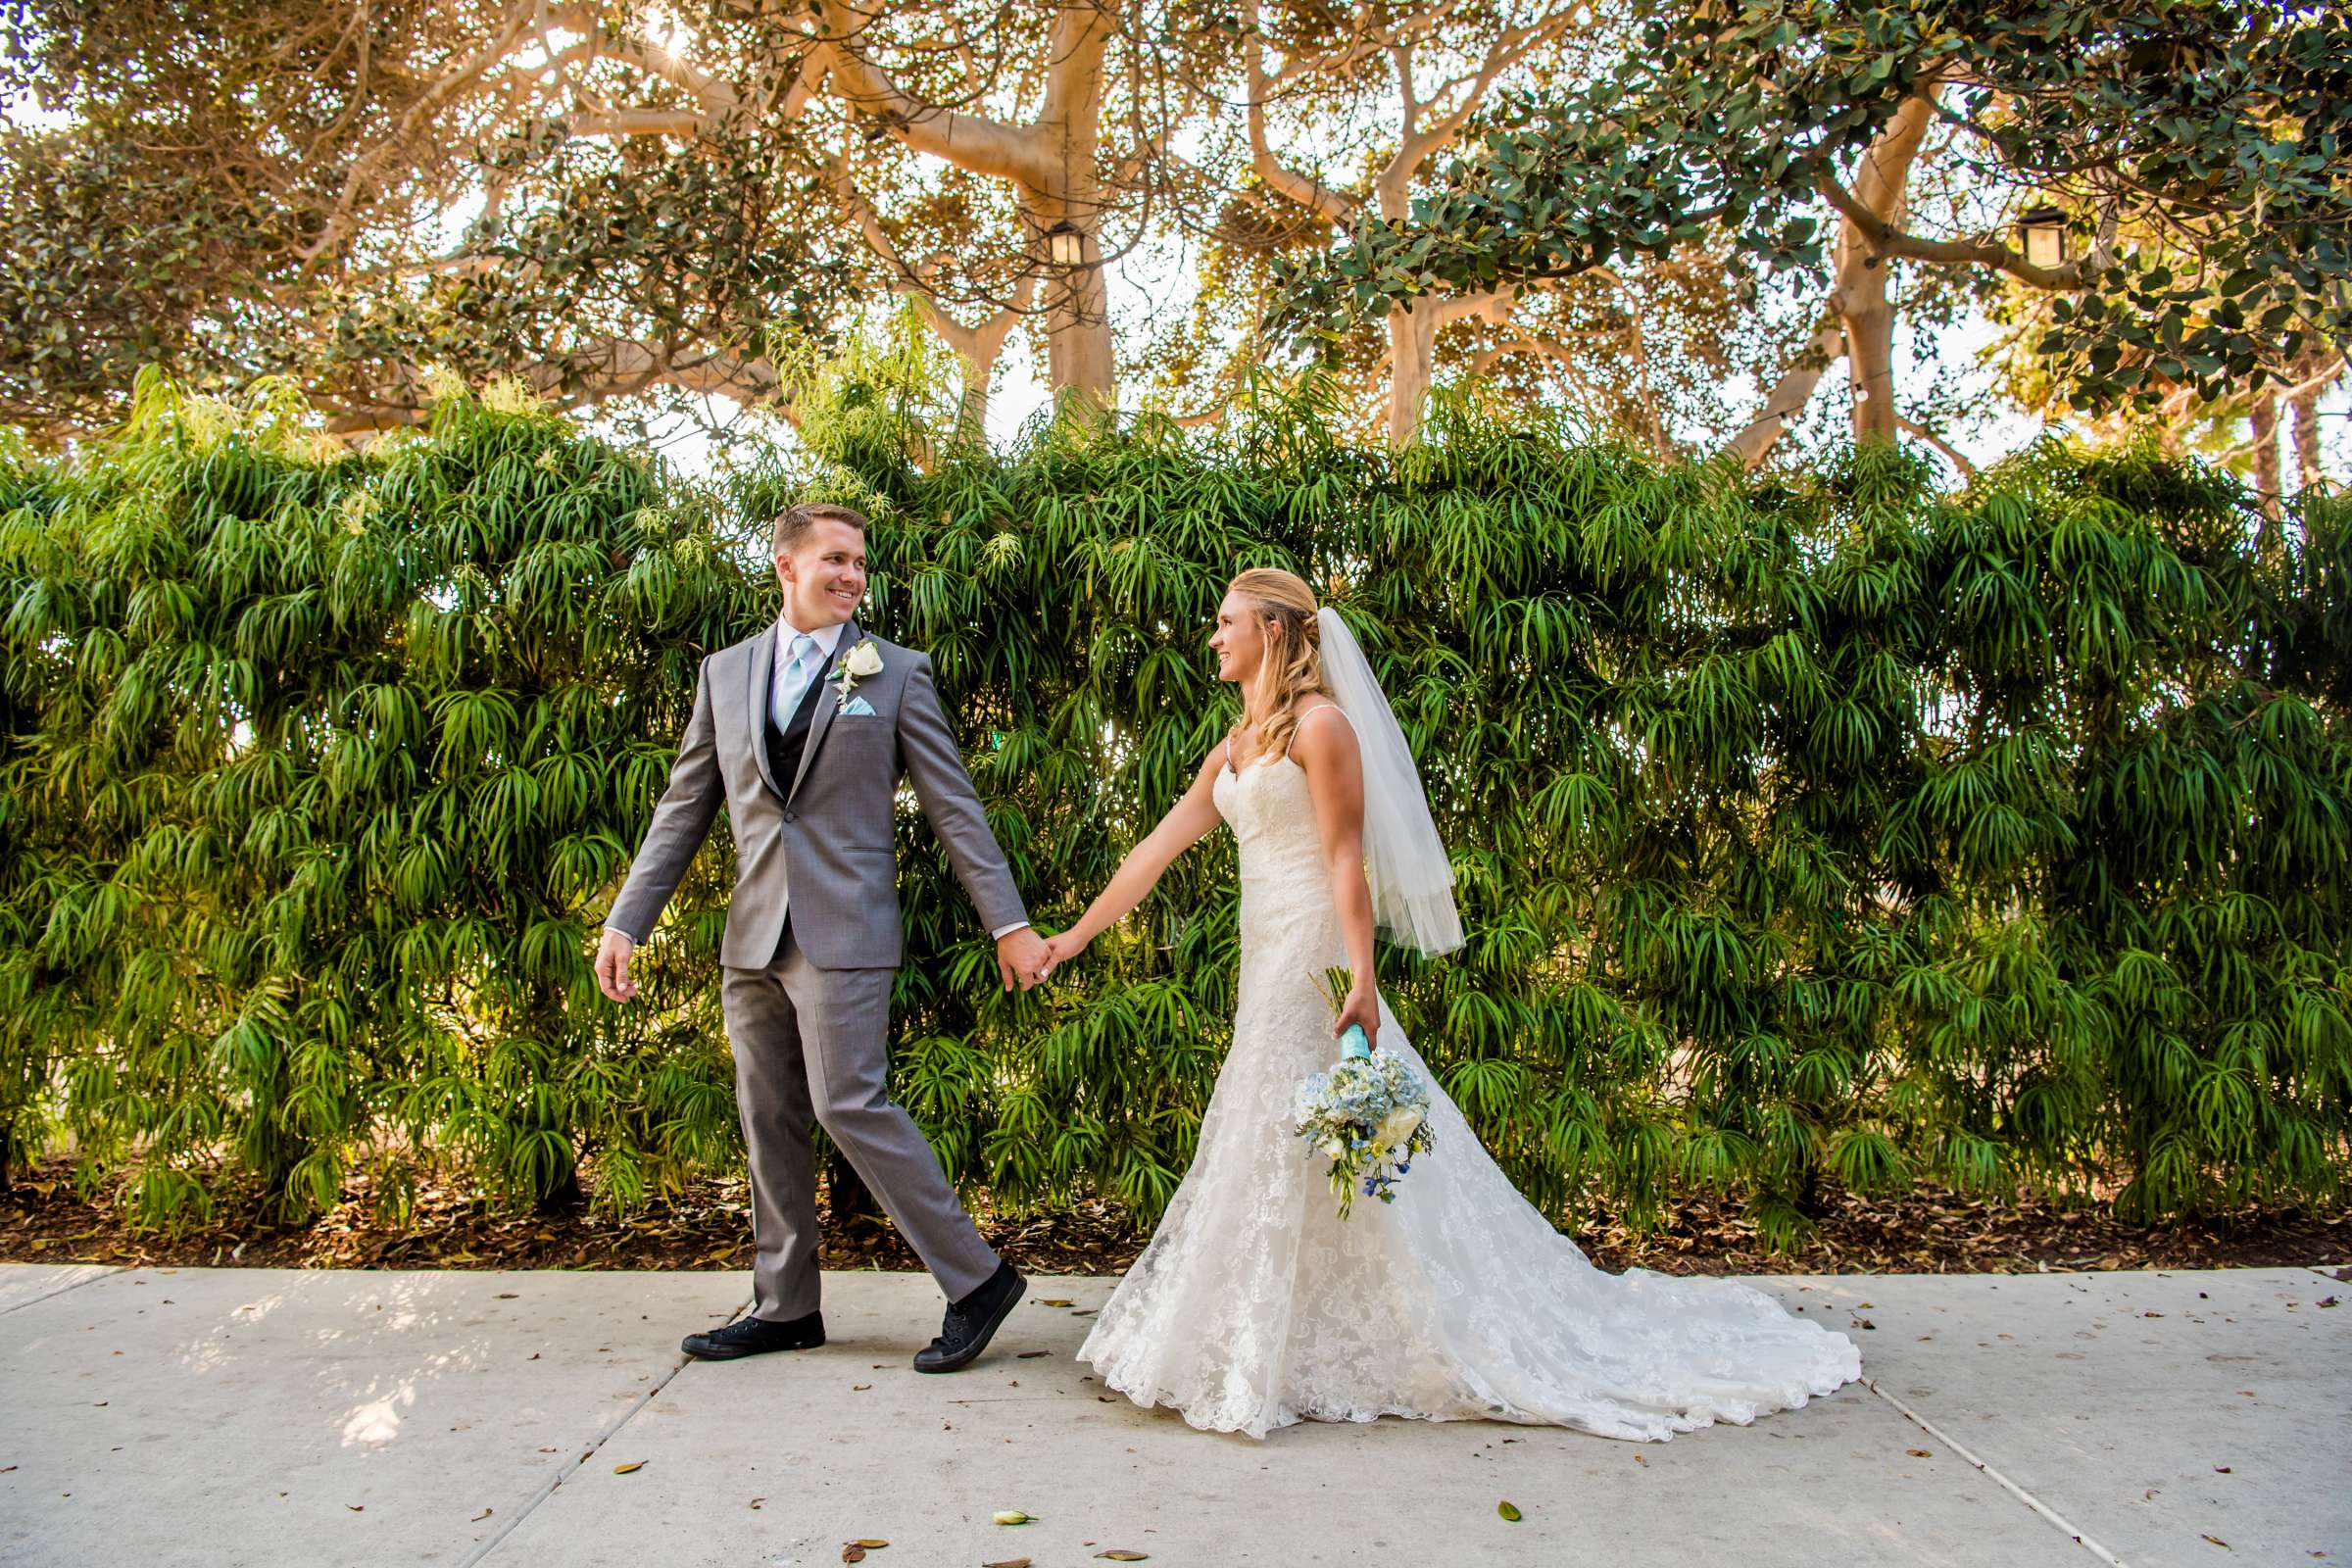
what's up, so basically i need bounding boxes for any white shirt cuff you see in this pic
[990,920,1031,940]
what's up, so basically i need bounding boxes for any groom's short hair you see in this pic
[771,501,869,557]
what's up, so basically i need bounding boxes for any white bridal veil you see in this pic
[1314,607,1465,956]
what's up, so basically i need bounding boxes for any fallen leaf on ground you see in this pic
[1038,1298,1073,1307]
[981,1559,1033,1568]
[842,1547,864,1564]
[612,1461,646,1474]
[2215,1466,2230,1474]
[750,1498,765,1509]
[471,1508,493,1521]
[2203,1535,2230,1548]
[345,1504,364,1512]
[1018,1350,1050,1358]
[1907,1448,1932,1458]
[1498,1501,1522,1521]
[848,1541,888,1549]
[1097,1552,1150,1561]
[993,1510,1034,1526]
[852,1384,872,1392]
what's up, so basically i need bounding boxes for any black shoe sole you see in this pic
[912,1272,1026,1374]
[681,1330,825,1361]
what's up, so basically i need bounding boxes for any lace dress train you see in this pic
[1076,754,1862,1441]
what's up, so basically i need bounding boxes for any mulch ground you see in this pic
[2,1156,2345,1279]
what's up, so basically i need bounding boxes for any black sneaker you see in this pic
[913,1262,1026,1374]
[681,1310,825,1360]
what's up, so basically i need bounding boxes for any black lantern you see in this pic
[2016,205,2068,270]
[1044,220,1087,269]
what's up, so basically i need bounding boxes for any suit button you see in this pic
[783,810,797,822]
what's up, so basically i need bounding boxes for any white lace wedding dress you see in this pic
[1077,749,1863,1441]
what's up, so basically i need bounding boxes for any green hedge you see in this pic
[4,357,2349,1244]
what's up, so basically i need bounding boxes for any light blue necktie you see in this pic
[775,631,823,726]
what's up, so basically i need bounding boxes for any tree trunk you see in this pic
[2250,391,2283,547]
[1730,317,1842,466]
[2289,386,2325,492]
[1042,221,1115,416]
[1843,270,1899,446]
[1034,1,1116,416]
[1730,88,1939,465]
[1833,90,1938,448]
[1387,304,1438,448]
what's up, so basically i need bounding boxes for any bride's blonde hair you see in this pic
[1226,567,1329,766]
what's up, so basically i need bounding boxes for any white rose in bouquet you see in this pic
[1376,1104,1424,1149]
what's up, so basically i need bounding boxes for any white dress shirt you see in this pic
[608,613,1027,944]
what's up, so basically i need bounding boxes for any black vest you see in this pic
[763,651,831,796]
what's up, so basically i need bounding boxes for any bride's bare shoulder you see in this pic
[1287,699,1357,767]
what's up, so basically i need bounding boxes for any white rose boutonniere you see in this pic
[829,636,885,710]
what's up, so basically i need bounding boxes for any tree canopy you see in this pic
[0,0,2343,478]
[1269,0,2352,447]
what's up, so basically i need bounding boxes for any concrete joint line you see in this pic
[1865,1379,2126,1567]
[0,1266,121,1317]
[458,1295,753,1567]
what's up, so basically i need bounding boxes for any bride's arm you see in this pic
[1036,748,1227,977]
[1294,704,1380,1046]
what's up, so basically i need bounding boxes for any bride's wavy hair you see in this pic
[1227,567,1329,766]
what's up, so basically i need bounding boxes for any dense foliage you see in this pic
[4,356,2348,1245]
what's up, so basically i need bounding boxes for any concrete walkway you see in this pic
[2,1262,2343,1567]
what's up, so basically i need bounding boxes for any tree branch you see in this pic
[1818,175,2078,291]
[808,2,1054,187]
[1895,415,1977,479]
[1242,0,1362,228]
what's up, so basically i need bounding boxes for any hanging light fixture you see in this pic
[2016,205,2069,270]
[1044,220,1086,270]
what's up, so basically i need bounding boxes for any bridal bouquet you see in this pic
[1293,1022,1435,1220]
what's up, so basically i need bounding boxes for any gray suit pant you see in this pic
[720,921,1001,1321]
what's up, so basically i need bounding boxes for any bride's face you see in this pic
[1209,592,1263,685]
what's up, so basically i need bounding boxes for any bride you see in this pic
[1033,567,1862,1441]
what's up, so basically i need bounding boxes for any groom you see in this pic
[594,500,1047,1371]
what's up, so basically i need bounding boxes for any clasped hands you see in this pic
[597,925,1084,1002]
[996,926,1087,992]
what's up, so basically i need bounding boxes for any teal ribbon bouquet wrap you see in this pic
[1292,1021,1437,1218]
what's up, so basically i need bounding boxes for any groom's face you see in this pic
[775,518,868,629]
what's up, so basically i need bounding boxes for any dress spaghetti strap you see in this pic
[1284,701,1355,760]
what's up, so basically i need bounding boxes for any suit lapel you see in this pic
[746,623,781,798]
[788,617,858,805]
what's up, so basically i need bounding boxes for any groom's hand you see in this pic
[594,928,639,1004]
[996,926,1049,992]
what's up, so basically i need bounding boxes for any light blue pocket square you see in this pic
[841,695,877,716]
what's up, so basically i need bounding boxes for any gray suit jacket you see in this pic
[606,618,1027,969]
